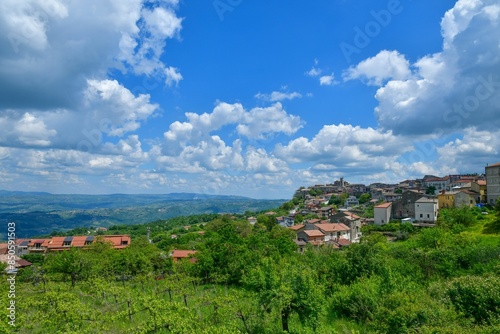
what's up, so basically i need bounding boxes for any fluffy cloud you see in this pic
[165,66,183,86]
[0,80,158,150]
[0,0,182,110]
[84,79,158,137]
[237,104,303,139]
[370,0,500,135]
[159,102,299,174]
[319,74,337,86]
[275,124,412,175]
[163,102,303,150]
[436,128,500,171]
[14,113,57,147]
[255,91,302,102]
[343,50,411,86]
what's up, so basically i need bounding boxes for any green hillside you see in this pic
[4,202,500,333]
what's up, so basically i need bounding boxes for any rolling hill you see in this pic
[0,191,285,238]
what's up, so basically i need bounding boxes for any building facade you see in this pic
[374,202,392,225]
[415,198,438,223]
[486,162,500,205]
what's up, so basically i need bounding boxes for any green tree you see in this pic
[243,258,324,332]
[358,193,372,204]
[437,207,477,229]
[426,186,436,195]
[256,214,275,231]
[446,275,500,324]
[44,248,91,287]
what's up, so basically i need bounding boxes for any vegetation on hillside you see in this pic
[3,200,500,333]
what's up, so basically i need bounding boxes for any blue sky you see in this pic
[0,0,499,199]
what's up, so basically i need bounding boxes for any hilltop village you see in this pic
[252,162,498,249]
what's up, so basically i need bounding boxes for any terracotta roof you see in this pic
[0,243,7,254]
[0,254,32,268]
[171,250,197,262]
[43,235,131,250]
[336,238,351,246]
[344,211,362,219]
[375,202,392,208]
[289,224,305,231]
[16,239,30,246]
[486,162,500,168]
[438,192,458,197]
[171,250,197,258]
[29,239,50,247]
[100,235,131,249]
[425,176,450,182]
[70,236,88,247]
[315,223,350,233]
[477,180,486,186]
[308,219,321,224]
[302,230,325,237]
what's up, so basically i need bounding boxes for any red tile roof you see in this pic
[171,250,197,263]
[289,224,305,231]
[344,211,362,219]
[31,235,130,251]
[171,250,197,258]
[336,238,351,246]
[375,202,392,208]
[315,223,350,233]
[486,162,500,168]
[302,230,325,237]
[0,254,32,268]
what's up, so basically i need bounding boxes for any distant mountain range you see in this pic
[0,191,285,238]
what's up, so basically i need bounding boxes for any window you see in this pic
[121,240,128,245]
[63,237,73,246]
[427,214,430,218]
[35,243,42,249]
[420,214,423,218]
[85,236,94,246]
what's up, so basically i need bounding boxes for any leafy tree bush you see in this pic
[358,193,371,204]
[331,276,381,322]
[446,275,500,324]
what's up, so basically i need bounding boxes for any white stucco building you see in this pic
[374,202,392,225]
[415,197,438,223]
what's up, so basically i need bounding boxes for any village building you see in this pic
[415,198,438,223]
[486,162,500,205]
[374,202,392,225]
